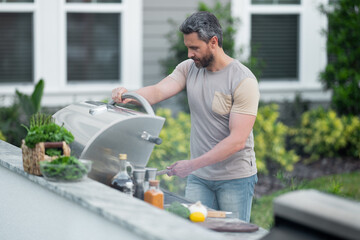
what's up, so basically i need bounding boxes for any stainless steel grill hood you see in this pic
[52,92,165,185]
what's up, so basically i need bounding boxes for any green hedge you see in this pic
[149,106,359,195]
[253,104,300,174]
[292,107,360,160]
[0,130,6,141]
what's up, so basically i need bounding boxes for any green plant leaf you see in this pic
[31,79,45,113]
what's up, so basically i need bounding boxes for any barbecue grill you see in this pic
[52,92,165,185]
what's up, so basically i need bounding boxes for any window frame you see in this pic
[232,0,329,102]
[0,0,142,107]
[0,1,35,88]
[59,0,142,94]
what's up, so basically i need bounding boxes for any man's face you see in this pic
[184,32,214,68]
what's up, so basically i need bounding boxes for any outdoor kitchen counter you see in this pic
[0,140,268,240]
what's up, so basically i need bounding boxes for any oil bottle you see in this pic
[111,154,134,196]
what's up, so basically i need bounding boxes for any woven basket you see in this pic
[21,140,71,176]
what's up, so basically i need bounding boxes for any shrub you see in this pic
[342,115,360,158]
[319,0,360,115]
[147,108,191,195]
[253,104,300,174]
[0,130,6,141]
[0,79,45,147]
[291,107,360,160]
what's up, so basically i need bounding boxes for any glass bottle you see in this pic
[111,154,134,196]
[144,180,164,209]
[133,169,146,200]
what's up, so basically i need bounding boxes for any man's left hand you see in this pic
[167,160,194,178]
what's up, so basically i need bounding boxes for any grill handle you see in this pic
[108,92,155,116]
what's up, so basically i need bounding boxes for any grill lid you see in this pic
[53,92,165,185]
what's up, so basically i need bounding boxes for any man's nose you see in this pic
[188,50,195,59]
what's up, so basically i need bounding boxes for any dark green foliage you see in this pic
[166,201,190,219]
[16,79,44,117]
[23,114,74,149]
[0,79,45,147]
[40,156,89,181]
[0,102,26,146]
[319,0,360,115]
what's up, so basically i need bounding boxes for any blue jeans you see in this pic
[185,174,258,222]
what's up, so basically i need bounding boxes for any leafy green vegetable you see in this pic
[45,148,62,157]
[40,156,89,181]
[166,201,190,219]
[23,121,74,149]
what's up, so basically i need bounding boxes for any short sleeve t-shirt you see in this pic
[169,59,260,180]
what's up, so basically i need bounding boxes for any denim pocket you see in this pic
[212,91,232,115]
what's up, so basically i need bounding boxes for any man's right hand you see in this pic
[112,87,132,104]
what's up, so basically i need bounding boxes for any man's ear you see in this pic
[209,36,218,48]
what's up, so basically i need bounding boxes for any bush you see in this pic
[342,115,360,158]
[0,101,27,146]
[0,130,6,141]
[319,0,360,115]
[147,108,191,195]
[292,107,360,160]
[0,79,45,147]
[253,104,299,174]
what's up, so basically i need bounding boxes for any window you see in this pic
[67,13,120,82]
[66,0,121,3]
[251,14,299,80]
[2,0,33,2]
[0,0,142,107]
[0,12,33,83]
[232,0,328,102]
[0,0,34,84]
[252,0,300,4]
[65,0,124,83]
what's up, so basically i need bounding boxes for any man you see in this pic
[112,11,259,222]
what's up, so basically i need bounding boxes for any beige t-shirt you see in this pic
[169,59,260,180]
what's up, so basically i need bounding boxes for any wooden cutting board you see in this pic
[197,218,259,232]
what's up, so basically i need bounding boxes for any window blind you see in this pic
[252,0,300,4]
[0,13,33,83]
[251,14,299,80]
[67,13,121,82]
[2,0,34,2]
[66,0,122,3]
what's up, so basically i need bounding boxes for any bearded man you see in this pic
[112,11,260,222]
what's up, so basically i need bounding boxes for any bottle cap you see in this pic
[119,154,127,160]
[149,179,160,186]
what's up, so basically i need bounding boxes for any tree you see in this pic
[319,0,360,116]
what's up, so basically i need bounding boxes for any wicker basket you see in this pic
[21,140,71,176]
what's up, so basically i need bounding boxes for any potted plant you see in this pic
[21,113,74,176]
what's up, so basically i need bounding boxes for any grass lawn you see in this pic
[251,171,360,230]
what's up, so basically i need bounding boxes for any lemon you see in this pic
[189,212,206,222]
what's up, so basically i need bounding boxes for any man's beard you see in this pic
[192,52,214,68]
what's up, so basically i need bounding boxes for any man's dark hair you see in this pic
[179,11,223,48]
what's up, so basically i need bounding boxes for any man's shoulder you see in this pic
[178,59,194,69]
[229,60,257,81]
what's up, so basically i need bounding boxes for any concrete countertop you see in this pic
[0,140,268,240]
